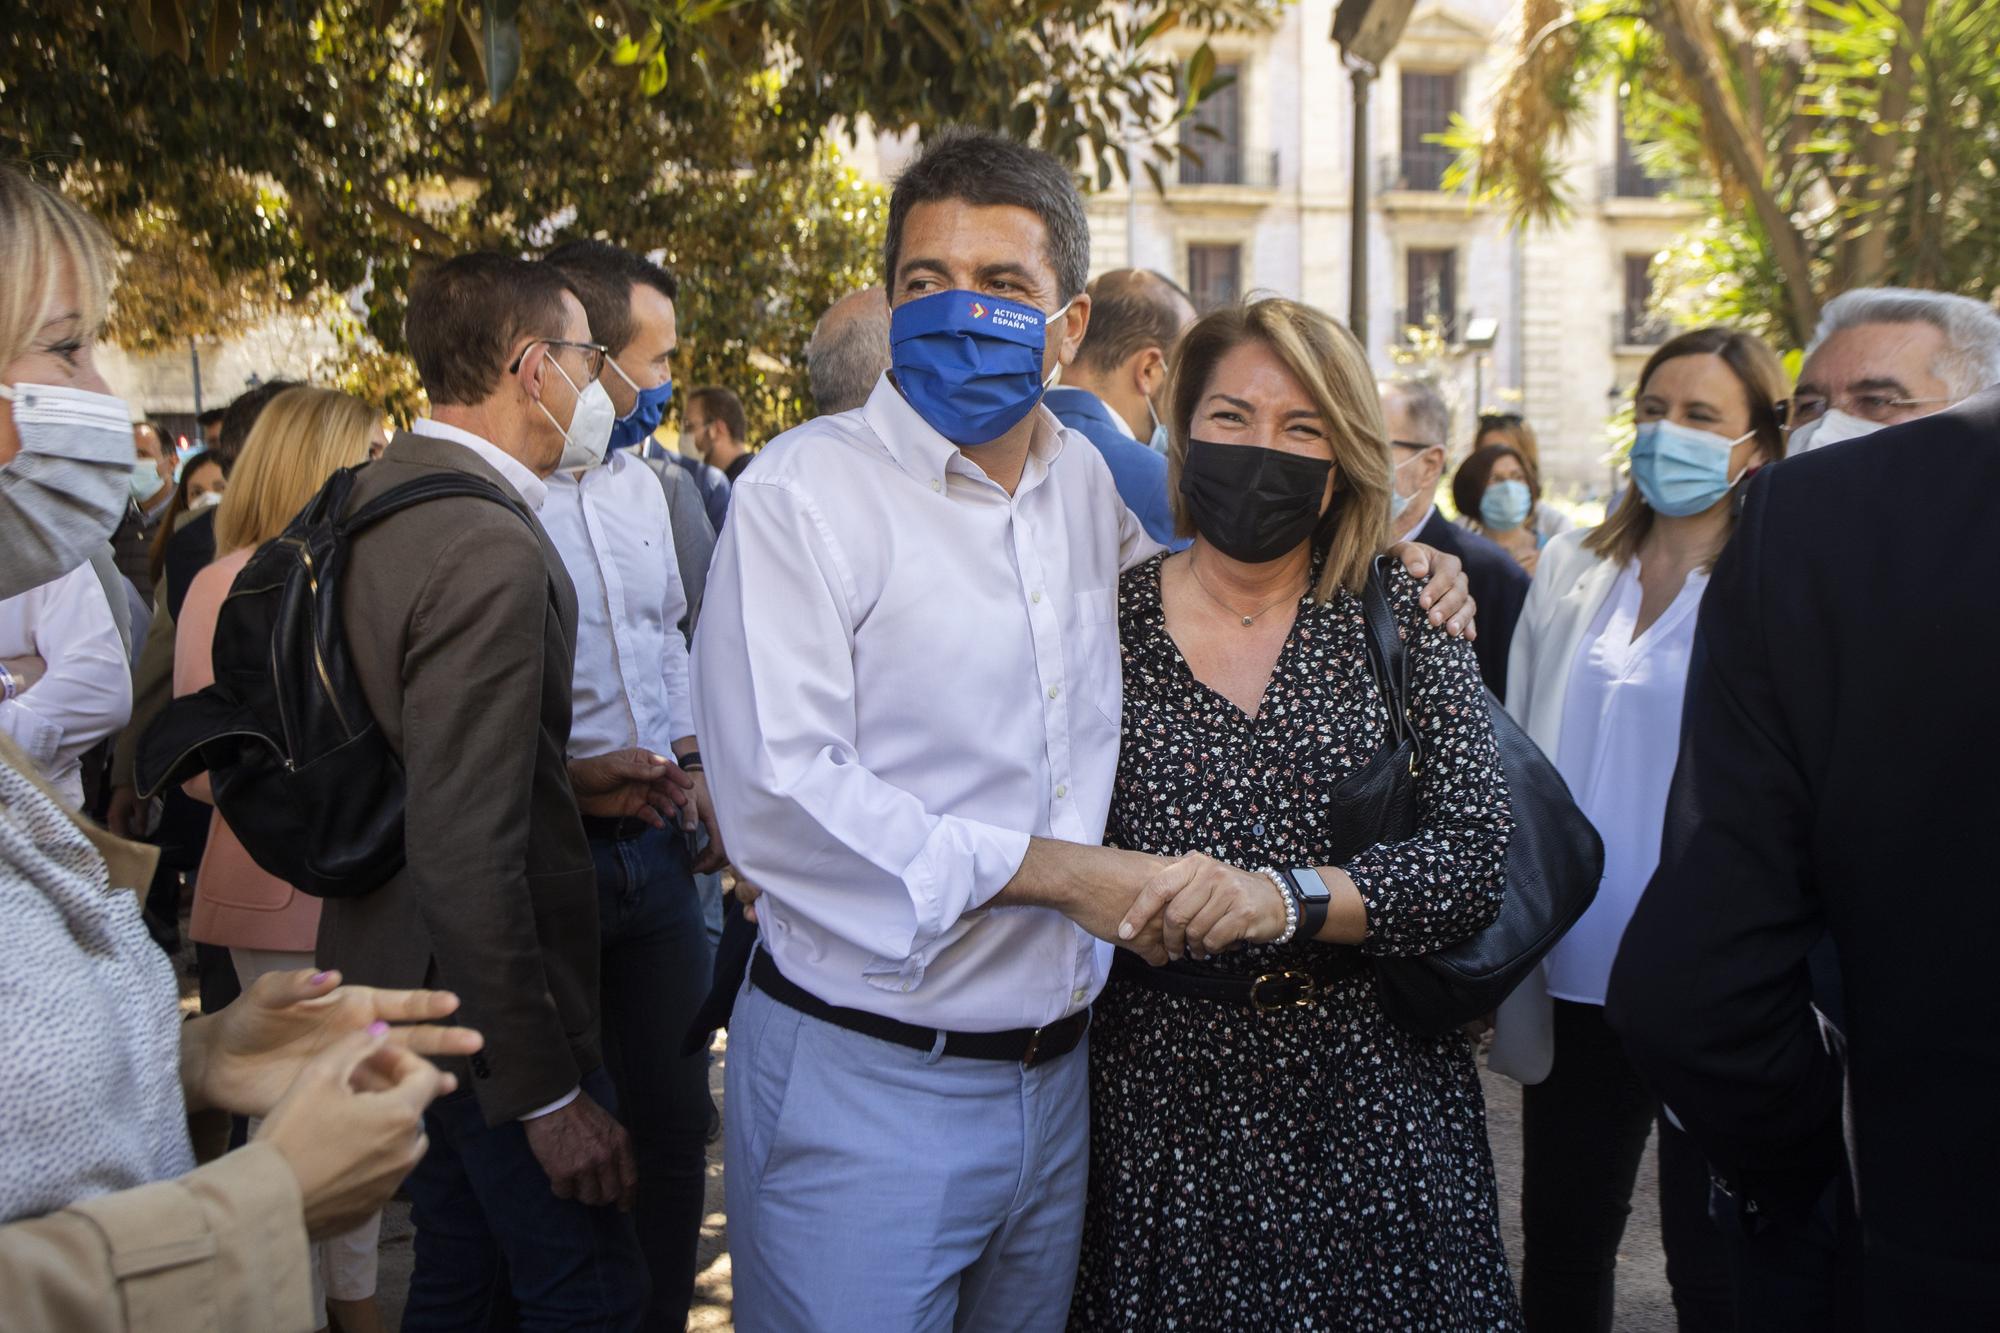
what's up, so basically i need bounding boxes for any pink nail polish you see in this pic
[368,1020,389,1037]
[310,971,332,985]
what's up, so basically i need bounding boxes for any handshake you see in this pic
[1006,842,1298,966]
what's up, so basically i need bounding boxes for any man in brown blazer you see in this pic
[322,251,664,1327]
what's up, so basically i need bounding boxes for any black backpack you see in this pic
[137,465,544,898]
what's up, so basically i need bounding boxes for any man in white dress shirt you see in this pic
[541,241,725,1328]
[693,128,1475,1332]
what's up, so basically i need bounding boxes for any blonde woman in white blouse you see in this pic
[1496,326,1788,1330]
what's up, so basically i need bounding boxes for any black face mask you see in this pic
[1179,438,1334,564]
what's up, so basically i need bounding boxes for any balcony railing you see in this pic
[1175,146,1280,189]
[1393,307,1461,343]
[1600,162,1680,201]
[1379,145,1456,194]
[1616,309,1673,347]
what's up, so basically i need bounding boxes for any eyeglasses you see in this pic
[510,338,608,381]
[1782,391,1953,430]
[1389,439,1440,453]
[1477,411,1523,429]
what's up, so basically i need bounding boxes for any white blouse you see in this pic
[1543,559,1709,1005]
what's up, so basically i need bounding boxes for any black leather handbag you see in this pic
[1349,555,1604,1036]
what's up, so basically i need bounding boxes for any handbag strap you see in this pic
[1360,554,1423,775]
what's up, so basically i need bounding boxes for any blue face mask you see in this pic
[1146,395,1170,453]
[1479,479,1533,531]
[1630,419,1751,517]
[889,289,1070,446]
[608,364,674,451]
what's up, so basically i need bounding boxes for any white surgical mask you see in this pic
[190,489,224,511]
[1787,407,1880,456]
[0,381,140,598]
[537,357,616,471]
[129,460,165,504]
[1386,449,1430,523]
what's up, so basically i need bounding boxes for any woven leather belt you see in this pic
[749,949,1089,1068]
[1109,947,1364,1012]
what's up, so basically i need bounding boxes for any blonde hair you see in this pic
[1164,297,1391,601]
[215,386,378,555]
[0,167,114,369]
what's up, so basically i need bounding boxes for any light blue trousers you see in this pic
[724,978,1090,1332]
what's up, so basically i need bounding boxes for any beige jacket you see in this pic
[0,1144,314,1333]
[1490,528,1623,1084]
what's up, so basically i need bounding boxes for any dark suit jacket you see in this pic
[1043,388,1187,551]
[162,509,216,623]
[317,432,599,1126]
[1606,389,2000,1327]
[1415,508,1528,697]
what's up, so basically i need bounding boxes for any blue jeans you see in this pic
[402,1066,647,1331]
[593,826,714,1330]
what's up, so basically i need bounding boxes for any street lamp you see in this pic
[1332,0,1417,346]
[1463,315,1499,413]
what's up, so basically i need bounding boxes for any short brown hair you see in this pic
[686,386,747,443]
[1584,326,1787,568]
[543,239,679,357]
[404,252,576,407]
[1451,443,1538,523]
[1164,298,1390,603]
[1076,269,1192,375]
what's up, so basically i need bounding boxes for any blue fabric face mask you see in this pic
[608,363,674,451]
[1480,479,1533,531]
[1630,419,1750,518]
[889,289,1070,446]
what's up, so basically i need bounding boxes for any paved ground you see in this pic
[372,1043,1678,1330]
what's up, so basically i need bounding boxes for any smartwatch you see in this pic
[1286,867,1332,940]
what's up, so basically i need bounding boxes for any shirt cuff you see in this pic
[863,817,1030,995]
[0,699,61,769]
[519,1087,580,1121]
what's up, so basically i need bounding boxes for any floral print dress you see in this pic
[1068,554,1521,1331]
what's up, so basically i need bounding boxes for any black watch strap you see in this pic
[1289,867,1331,939]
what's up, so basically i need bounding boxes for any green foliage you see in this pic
[1,0,1279,433]
[1453,0,2000,350]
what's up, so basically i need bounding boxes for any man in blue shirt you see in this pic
[1043,268,1193,550]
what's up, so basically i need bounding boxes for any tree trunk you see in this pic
[1650,0,1821,344]
[1840,0,1929,290]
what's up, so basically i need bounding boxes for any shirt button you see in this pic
[1055,784,1068,799]
[1047,685,1060,700]
[1253,822,1265,836]
[1031,591,1042,604]
[1072,987,1087,1004]
[930,479,941,492]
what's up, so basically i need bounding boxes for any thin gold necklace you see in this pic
[1186,550,1306,627]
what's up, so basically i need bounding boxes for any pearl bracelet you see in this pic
[1263,868,1299,946]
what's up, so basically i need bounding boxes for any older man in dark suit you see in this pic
[322,252,664,1328]
[1607,389,2000,1331]
[1379,377,1529,697]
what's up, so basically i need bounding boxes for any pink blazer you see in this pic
[176,548,323,953]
